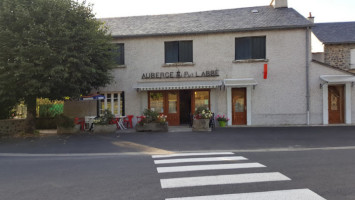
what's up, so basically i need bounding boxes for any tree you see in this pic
[0,0,115,133]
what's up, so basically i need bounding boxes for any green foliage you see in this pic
[93,109,114,125]
[194,106,212,119]
[0,0,115,104]
[55,114,74,128]
[38,104,63,118]
[140,109,159,124]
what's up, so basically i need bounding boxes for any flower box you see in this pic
[135,122,168,132]
[192,119,211,132]
[93,124,117,134]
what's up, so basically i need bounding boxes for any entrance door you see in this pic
[232,88,247,125]
[148,91,180,126]
[166,91,180,126]
[328,85,344,124]
[179,90,191,124]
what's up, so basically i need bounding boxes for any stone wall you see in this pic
[324,44,355,69]
[0,119,26,136]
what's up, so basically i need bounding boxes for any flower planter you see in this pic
[192,119,211,132]
[57,124,80,134]
[218,121,227,127]
[93,124,117,134]
[135,122,168,132]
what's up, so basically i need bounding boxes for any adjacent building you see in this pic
[64,0,355,126]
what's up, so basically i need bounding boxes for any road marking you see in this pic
[157,162,266,173]
[152,152,234,158]
[160,172,290,188]
[112,141,174,155]
[165,189,326,200]
[154,156,247,164]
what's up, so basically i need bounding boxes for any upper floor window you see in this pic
[114,43,124,65]
[235,36,266,60]
[165,41,193,63]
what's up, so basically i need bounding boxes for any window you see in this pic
[235,36,266,60]
[114,43,124,65]
[193,91,210,111]
[351,49,355,69]
[99,92,124,116]
[149,92,164,113]
[165,41,193,63]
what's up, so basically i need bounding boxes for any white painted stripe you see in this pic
[165,189,326,200]
[160,172,290,189]
[154,156,247,164]
[152,152,234,158]
[157,163,266,173]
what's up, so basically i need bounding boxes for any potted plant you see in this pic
[192,106,212,131]
[56,114,80,134]
[135,109,168,132]
[216,114,229,127]
[93,110,117,134]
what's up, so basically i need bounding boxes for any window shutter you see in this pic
[235,37,251,60]
[165,42,179,63]
[252,37,266,59]
[179,41,193,62]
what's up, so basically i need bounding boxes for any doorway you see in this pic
[328,85,345,124]
[179,90,192,125]
[232,88,247,125]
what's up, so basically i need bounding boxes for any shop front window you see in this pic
[168,92,178,113]
[194,91,210,110]
[150,92,164,113]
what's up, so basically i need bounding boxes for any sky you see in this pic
[81,0,355,23]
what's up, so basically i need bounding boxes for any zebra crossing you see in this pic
[152,152,326,200]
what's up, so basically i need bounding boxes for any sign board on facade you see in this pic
[142,70,219,79]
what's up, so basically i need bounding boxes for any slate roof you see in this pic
[100,6,312,38]
[313,22,355,44]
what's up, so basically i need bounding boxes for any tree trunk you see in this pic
[25,97,36,134]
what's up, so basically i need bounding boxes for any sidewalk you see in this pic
[1,126,355,155]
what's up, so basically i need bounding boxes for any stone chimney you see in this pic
[271,0,288,8]
[308,12,315,23]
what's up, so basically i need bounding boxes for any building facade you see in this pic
[64,0,355,126]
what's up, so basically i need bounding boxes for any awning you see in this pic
[223,78,258,87]
[320,75,355,84]
[134,80,223,91]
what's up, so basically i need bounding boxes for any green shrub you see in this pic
[55,114,74,128]
[141,109,159,124]
[93,109,114,125]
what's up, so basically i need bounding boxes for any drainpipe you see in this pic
[306,27,310,125]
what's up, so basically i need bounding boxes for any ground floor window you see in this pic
[100,92,125,116]
[193,90,210,111]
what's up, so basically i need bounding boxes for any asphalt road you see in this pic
[1,126,355,200]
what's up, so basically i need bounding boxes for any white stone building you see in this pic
[64,0,355,126]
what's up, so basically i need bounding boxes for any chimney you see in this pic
[270,0,288,8]
[308,12,315,23]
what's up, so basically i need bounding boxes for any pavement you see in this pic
[1,126,355,154]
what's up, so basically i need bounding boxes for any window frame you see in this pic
[235,36,266,61]
[164,40,193,64]
[114,43,125,66]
